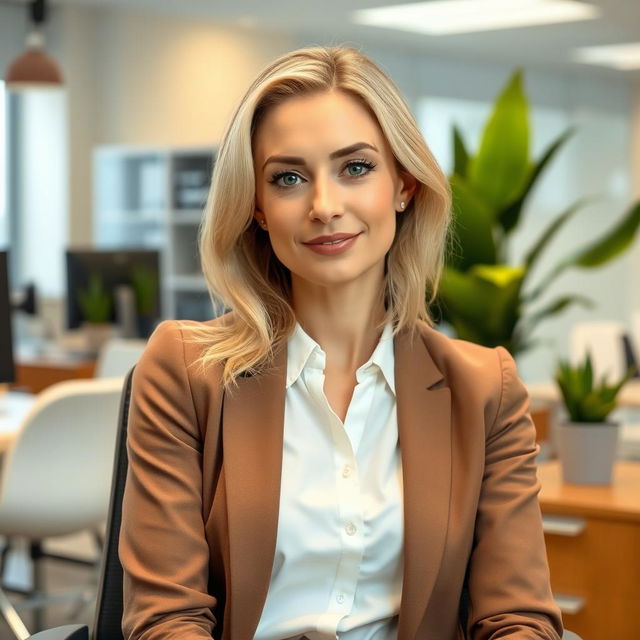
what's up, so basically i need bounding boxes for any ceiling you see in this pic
[11,0,640,78]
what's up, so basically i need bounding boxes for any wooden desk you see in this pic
[13,357,96,394]
[537,461,640,639]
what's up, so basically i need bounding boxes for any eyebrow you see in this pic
[262,142,379,171]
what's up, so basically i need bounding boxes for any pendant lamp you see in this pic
[4,0,64,91]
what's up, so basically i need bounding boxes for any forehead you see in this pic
[253,90,387,156]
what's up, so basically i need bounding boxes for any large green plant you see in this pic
[436,69,640,355]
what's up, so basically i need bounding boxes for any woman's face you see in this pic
[252,90,415,292]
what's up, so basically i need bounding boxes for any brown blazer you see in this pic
[119,314,563,640]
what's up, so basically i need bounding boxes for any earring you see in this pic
[400,201,406,209]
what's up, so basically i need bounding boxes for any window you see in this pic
[0,80,7,247]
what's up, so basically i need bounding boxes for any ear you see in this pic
[396,170,417,208]
[253,207,267,229]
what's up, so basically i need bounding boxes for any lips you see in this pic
[303,232,361,245]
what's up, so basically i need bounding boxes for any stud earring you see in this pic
[400,201,406,209]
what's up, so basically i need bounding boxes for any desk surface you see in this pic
[537,460,640,522]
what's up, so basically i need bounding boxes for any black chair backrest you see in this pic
[91,365,135,640]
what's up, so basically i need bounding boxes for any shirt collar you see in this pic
[286,320,395,395]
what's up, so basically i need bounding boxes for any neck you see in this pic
[291,274,387,373]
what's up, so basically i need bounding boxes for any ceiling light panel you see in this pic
[351,0,601,36]
[572,42,640,70]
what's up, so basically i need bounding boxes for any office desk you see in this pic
[13,356,96,394]
[537,461,640,639]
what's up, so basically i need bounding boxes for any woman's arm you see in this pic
[119,320,218,640]
[465,346,564,640]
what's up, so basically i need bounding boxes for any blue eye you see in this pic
[268,158,377,190]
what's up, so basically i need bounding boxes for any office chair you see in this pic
[94,338,146,379]
[20,366,583,640]
[0,377,125,640]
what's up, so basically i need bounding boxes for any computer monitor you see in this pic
[65,249,162,338]
[0,250,15,384]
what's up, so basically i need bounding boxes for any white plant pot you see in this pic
[81,322,115,357]
[555,421,620,485]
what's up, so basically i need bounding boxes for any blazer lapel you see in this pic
[395,325,452,640]
[222,343,287,640]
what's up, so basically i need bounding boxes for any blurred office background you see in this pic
[0,1,639,638]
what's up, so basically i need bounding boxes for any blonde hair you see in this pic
[180,44,452,392]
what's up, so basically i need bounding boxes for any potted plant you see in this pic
[77,272,114,355]
[434,68,640,355]
[553,352,637,484]
[131,264,159,338]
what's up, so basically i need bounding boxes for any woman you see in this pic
[119,45,563,640]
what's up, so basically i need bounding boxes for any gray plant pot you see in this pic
[555,421,620,485]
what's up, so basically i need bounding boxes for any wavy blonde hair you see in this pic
[180,44,452,392]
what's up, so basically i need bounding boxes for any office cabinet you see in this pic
[93,145,224,321]
[537,461,640,639]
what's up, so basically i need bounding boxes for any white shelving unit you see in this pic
[93,144,220,321]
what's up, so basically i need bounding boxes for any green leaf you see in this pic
[498,127,575,234]
[529,202,640,301]
[438,265,524,348]
[572,201,640,267]
[519,294,594,335]
[523,197,596,273]
[447,175,497,270]
[468,69,530,210]
[453,125,470,178]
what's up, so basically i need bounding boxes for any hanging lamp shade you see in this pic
[4,0,64,91]
[5,31,63,90]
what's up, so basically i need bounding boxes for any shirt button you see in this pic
[342,465,352,478]
[336,594,345,604]
[345,522,357,536]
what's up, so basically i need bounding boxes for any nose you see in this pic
[310,170,344,224]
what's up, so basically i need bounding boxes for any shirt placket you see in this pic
[303,355,377,640]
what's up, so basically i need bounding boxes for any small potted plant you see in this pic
[554,352,636,484]
[131,265,159,338]
[77,272,114,355]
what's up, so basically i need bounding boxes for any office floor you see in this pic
[0,532,98,639]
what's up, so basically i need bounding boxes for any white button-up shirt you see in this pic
[254,320,404,640]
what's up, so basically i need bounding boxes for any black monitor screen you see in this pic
[66,249,161,338]
[0,250,15,384]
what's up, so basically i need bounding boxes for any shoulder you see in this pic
[143,313,233,353]
[414,320,515,378]
[413,321,524,423]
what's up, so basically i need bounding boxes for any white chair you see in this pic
[0,377,125,636]
[569,321,628,383]
[94,338,146,378]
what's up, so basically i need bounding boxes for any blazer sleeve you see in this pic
[119,320,217,640]
[466,346,564,640]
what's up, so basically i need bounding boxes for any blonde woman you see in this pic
[119,46,563,640]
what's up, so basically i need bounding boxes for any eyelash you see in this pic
[268,158,377,190]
